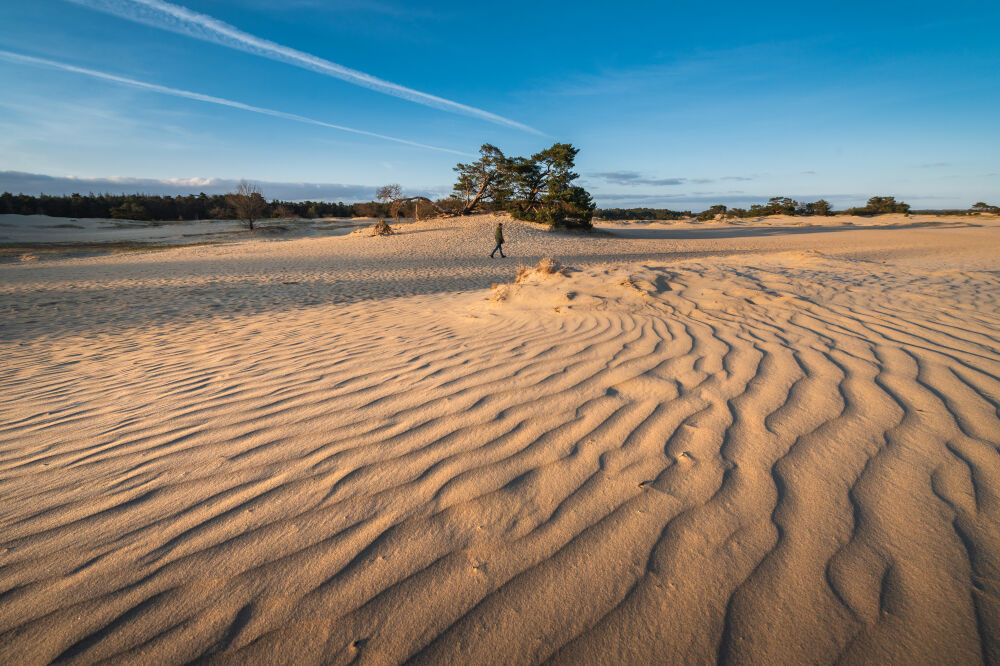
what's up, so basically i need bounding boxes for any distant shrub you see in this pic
[371,219,394,236]
[844,196,910,216]
[801,199,833,216]
[226,180,267,230]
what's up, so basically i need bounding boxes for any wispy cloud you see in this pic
[239,0,438,19]
[593,171,684,186]
[65,0,541,134]
[0,49,471,155]
[593,172,756,187]
[0,170,420,201]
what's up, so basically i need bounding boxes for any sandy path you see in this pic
[1,215,998,663]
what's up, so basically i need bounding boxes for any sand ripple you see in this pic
[1,222,999,664]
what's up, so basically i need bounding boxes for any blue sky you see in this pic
[0,0,997,209]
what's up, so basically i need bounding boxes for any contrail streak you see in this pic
[65,0,542,135]
[0,50,472,155]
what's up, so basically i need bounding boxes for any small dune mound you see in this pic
[515,257,567,284]
[484,260,660,314]
[492,257,570,305]
[490,283,512,303]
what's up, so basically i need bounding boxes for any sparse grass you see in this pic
[514,257,565,285]
[490,284,511,302]
[536,257,560,274]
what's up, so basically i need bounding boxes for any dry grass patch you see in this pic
[371,219,394,236]
[515,257,564,284]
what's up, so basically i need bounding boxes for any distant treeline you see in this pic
[0,192,384,221]
[596,197,890,220]
[3,191,998,222]
[598,197,1000,220]
[594,208,692,220]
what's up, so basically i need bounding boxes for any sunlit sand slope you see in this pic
[1,224,999,663]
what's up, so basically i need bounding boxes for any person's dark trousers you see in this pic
[490,243,505,258]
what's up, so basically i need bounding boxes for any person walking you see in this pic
[490,222,506,258]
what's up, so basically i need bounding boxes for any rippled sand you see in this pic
[2,214,998,664]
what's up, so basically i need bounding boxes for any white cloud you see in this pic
[592,171,686,186]
[66,0,541,134]
[0,50,471,156]
[591,172,757,187]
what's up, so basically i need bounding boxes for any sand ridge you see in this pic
[1,214,999,663]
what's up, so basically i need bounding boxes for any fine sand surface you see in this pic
[0,214,376,245]
[1,214,999,664]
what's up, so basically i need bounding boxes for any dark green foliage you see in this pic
[802,199,833,216]
[767,197,798,215]
[515,185,595,228]
[110,201,149,220]
[708,197,834,219]
[696,204,727,221]
[0,191,360,221]
[701,197,804,219]
[844,196,910,216]
[971,201,1000,213]
[452,143,596,229]
[871,196,910,214]
[452,143,510,213]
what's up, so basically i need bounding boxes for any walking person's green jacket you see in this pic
[490,222,506,258]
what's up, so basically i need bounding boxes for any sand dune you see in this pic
[1,214,998,663]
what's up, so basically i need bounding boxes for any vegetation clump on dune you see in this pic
[374,143,597,230]
[451,143,595,229]
[516,256,563,282]
[370,219,394,236]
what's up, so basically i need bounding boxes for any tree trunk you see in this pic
[459,174,493,215]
